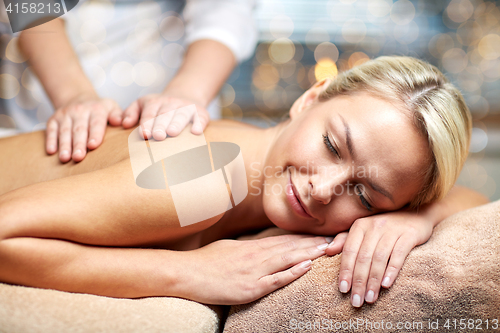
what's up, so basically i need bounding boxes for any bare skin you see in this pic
[0,85,489,306]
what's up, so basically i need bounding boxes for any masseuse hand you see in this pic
[325,210,434,307]
[121,94,210,140]
[46,92,122,163]
[177,234,332,305]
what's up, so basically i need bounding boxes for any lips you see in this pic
[286,171,313,218]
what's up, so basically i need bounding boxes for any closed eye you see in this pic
[355,184,373,211]
[323,133,339,157]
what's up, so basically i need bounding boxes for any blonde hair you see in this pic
[318,56,472,208]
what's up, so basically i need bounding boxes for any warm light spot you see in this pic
[348,52,370,68]
[269,38,295,64]
[478,34,500,60]
[456,21,482,46]
[446,0,474,23]
[442,48,468,73]
[315,58,338,82]
[5,38,27,63]
[252,64,280,90]
[314,42,339,63]
[0,74,20,99]
[428,33,455,59]
[279,60,297,79]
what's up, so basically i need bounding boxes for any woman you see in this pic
[0,56,489,308]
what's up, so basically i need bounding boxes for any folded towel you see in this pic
[224,201,500,333]
[0,282,223,333]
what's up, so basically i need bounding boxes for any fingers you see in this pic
[191,108,210,135]
[254,234,330,250]
[58,116,73,163]
[344,230,384,307]
[165,108,192,137]
[71,115,90,162]
[325,232,348,256]
[122,100,141,129]
[87,109,108,151]
[151,109,175,141]
[257,259,312,297]
[261,240,329,275]
[139,100,161,139]
[380,235,415,290]
[107,103,123,127]
[363,233,398,304]
[45,118,59,155]
[337,226,365,297]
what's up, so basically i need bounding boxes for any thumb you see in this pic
[325,232,348,256]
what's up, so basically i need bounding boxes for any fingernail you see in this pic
[339,280,349,293]
[74,149,82,156]
[382,277,391,288]
[317,243,328,251]
[60,150,69,157]
[48,145,55,152]
[300,260,312,269]
[327,240,335,249]
[325,236,334,243]
[143,129,151,137]
[352,294,362,307]
[124,116,130,122]
[365,290,374,303]
[88,139,95,145]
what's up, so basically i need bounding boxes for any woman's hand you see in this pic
[177,234,332,305]
[121,94,210,140]
[46,93,122,163]
[325,210,434,307]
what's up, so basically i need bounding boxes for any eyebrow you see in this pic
[338,115,395,204]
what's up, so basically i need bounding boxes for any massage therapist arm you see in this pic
[18,18,123,163]
[326,185,489,307]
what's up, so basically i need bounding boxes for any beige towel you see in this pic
[0,282,223,333]
[224,201,500,333]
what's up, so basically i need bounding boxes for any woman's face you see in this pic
[262,83,430,235]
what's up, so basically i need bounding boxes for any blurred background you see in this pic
[220,0,500,202]
[1,0,500,201]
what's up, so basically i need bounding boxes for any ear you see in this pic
[289,78,331,119]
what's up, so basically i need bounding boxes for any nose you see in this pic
[308,165,349,205]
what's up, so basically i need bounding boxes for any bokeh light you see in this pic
[269,38,295,64]
[314,58,338,82]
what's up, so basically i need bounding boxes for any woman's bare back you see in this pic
[0,127,133,196]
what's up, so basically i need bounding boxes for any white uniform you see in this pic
[0,0,257,133]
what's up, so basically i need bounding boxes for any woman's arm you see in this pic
[325,185,489,307]
[0,158,331,303]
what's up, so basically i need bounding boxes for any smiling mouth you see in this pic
[287,171,313,218]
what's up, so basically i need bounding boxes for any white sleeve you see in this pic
[183,0,258,63]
